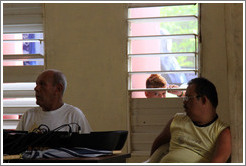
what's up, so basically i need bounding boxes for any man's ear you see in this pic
[201,96,207,104]
[56,83,64,94]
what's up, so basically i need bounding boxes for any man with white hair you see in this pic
[16,69,92,133]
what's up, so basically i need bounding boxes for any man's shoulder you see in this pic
[215,118,230,130]
[172,112,189,124]
[63,103,83,113]
[25,107,42,113]
[174,112,187,119]
[63,103,80,110]
[21,107,42,118]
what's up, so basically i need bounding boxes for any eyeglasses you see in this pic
[182,95,200,102]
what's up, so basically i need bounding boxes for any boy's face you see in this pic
[145,90,166,98]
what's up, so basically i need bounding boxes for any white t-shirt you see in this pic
[16,103,92,133]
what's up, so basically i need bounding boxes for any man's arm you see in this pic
[211,127,231,163]
[150,118,173,155]
[167,85,185,97]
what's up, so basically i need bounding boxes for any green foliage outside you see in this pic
[160,4,198,68]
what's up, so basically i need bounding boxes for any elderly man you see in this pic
[16,69,92,133]
[149,77,231,163]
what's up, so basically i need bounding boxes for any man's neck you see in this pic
[192,112,218,127]
[42,101,64,111]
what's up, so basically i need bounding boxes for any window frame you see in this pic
[127,3,201,157]
[2,3,45,129]
[127,3,201,98]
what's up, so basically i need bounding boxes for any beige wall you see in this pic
[44,3,128,131]
[201,4,243,162]
[224,3,243,162]
[201,4,230,123]
[44,3,243,163]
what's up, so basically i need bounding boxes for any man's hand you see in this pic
[167,85,184,97]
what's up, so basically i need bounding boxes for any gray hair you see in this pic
[44,69,67,95]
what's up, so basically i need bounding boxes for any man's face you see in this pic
[183,84,202,120]
[34,71,57,109]
[145,90,166,98]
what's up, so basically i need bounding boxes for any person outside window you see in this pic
[145,74,185,98]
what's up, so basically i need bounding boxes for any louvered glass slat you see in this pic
[3,54,44,66]
[128,52,196,57]
[3,3,43,33]
[3,39,43,42]
[3,33,44,56]
[128,4,198,18]
[129,34,197,40]
[128,3,196,8]
[3,54,44,60]
[3,82,35,90]
[3,83,36,98]
[3,107,37,114]
[3,120,20,129]
[3,3,42,9]
[3,66,44,83]
[3,98,37,107]
[3,25,43,34]
[3,15,43,25]
[129,70,197,74]
[130,56,196,72]
[129,88,187,92]
[4,90,35,98]
[4,4,42,15]
[128,15,197,23]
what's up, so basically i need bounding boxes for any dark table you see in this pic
[4,153,131,163]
